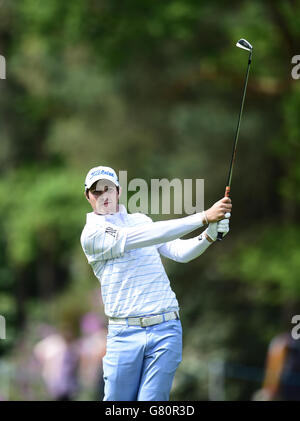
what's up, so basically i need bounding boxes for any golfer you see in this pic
[80,165,232,401]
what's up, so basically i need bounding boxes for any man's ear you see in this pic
[85,190,90,202]
[118,186,122,198]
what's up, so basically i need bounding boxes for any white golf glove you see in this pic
[205,214,230,242]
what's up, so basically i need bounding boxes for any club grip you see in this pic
[217,232,223,241]
[217,186,230,242]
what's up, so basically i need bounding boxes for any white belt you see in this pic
[109,311,179,328]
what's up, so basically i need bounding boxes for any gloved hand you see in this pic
[205,215,230,242]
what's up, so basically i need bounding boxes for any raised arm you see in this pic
[125,196,231,250]
[81,198,231,263]
[124,211,207,251]
[158,219,230,263]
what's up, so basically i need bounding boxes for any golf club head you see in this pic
[236,38,253,52]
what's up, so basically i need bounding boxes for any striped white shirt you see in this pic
[80,205,211,318]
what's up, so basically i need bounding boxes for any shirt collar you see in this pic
[86,204,127,223]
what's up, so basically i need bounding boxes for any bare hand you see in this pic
[205,197,232,223]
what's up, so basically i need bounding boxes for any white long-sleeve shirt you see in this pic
[80,205,212,318]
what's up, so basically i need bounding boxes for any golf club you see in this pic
[217,38,253,241]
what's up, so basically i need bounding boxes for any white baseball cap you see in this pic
[84,166,119,191]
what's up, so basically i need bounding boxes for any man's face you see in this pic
[86,179,120,215]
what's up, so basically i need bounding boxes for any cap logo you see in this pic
[89,169,116,180]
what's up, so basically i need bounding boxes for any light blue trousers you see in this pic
[102,318,182,401]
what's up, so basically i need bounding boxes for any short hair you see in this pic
[86,182,119,199]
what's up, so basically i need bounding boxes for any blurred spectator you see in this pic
[253,333,300,401]
[33,324,80,401]
[78,313,107,400]
[33,313,107,401]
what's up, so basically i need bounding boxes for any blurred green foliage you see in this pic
[0,0,300,400]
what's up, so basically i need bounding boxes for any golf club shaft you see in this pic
[217,50,252,241]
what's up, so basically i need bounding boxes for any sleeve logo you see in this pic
[105,227,118,238]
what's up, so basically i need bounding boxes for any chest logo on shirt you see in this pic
[105,227,118,238]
